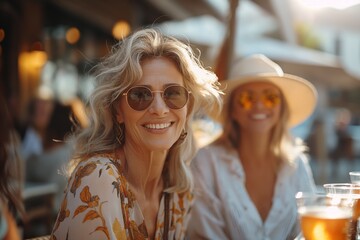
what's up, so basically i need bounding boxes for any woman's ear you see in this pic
[113,103,124,123]
[115,109,124,123]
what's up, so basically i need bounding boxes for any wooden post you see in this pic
[214,0,239,81]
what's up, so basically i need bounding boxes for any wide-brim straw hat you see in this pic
[215,54,318,127]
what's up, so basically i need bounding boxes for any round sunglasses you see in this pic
[123,85,191,111]
[237,90,281,110]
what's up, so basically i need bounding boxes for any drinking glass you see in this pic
[350,172,360,184]
[296,192,353,240]
[323,183,360,240]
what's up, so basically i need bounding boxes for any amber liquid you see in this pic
[350,197,360,240]
[299,206,352,240]
[336,194,360,240]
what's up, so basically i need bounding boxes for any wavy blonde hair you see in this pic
[70,28,223,193]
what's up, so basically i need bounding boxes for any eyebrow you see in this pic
[132,83,184,89]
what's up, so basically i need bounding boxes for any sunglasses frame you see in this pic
[123,85,191,111]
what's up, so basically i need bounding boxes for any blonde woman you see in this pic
[187,54,317,240]
[51,28,223,240]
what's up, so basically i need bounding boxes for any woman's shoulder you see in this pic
[81,153,121,166]
[192,139,236,177]
[291,153,311,167]
[52,154,130,239]
[66,153,126,198]
[282,153,314,181]
[196,138,235,162]
[71,154,123,182]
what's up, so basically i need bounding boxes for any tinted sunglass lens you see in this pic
[238,91,280,110]
[263,93,280,108]
[126,85,189,110]
[127,87,153,110]
[238,92,252,110]
[163,86,188,109]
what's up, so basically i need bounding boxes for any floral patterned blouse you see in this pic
[50,155,193,240]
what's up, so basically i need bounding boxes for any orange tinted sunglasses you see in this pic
[236,90,281,110]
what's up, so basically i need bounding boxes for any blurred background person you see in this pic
[20,86,56,162]
[187,54,317,240]
[25,99,80,212]
[331,107,355,175]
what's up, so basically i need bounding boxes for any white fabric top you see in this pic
[187,141,316,240]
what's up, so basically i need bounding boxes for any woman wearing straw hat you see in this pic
[187,54,317,240]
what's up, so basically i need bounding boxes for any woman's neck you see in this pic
[119,145,167,198]
[238,132,270,161]
[118,145,167,240]
[237,131,281,173]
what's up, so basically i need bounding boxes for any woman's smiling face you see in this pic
[116,57,188,151]
[231,81,282,134]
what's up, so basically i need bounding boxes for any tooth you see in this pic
[252,114,266,120]
[146,123,170,129]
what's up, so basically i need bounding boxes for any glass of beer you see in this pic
[296,192,353,240]
[350,172,360,184]
[323,183,360,240]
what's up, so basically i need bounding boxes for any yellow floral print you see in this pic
[50,155,193,239]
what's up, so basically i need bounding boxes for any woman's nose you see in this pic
[253,97,265,109]
[148,92,169,114]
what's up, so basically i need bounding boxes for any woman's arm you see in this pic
[51,158,127,240]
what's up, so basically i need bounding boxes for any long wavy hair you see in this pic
[0,94,24,218]
[70,28,223,193]
[219,86,306,169]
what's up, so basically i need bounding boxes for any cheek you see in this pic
[230,103,245,122]
[229,96,242,118]
[273,105,282,120]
